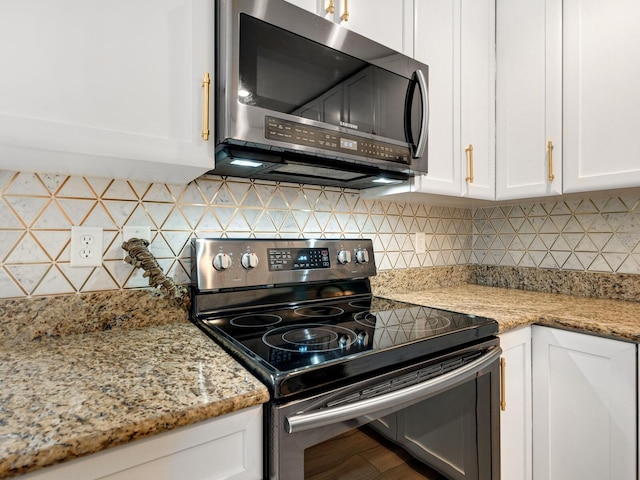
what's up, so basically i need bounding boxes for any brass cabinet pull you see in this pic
[341,0,349,21]
[465,144,474,183]
[547,140,555,181]
[326,0,335,14]
[500,357,507,411]
[201,73,210,141]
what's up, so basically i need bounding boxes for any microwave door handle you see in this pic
[404,69,429,159]
[285,346,501,434]
[413,69,429,158]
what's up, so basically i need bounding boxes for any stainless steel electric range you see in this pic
[191,238,501,480]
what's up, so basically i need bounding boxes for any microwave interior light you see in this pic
[372,177,402,184]
[230,159,263,168]
[237,88,251,98]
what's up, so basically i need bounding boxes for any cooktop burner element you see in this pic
[264,324,357,353]
[230,314,283,328]
[190,238,498,399]
[294,306,345,317]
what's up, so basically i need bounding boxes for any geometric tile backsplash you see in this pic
[472,195,640,274]
[0,168,638,299]
[0,170,471,298]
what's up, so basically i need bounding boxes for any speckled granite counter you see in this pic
[0,323,269,479]
[382,284,640,342]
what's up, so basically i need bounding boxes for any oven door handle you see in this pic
[285,345,501,434]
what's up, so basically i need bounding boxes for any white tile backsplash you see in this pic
[0,171,472,298]
[0,169,638,299]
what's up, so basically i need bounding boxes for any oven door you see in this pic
[214,0,429,184]
[268,341,501,480]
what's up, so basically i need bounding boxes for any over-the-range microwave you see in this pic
[210,0,429,189]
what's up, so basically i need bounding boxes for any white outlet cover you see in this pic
[70,226,104,267]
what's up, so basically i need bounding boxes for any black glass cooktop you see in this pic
[193,295,498,399]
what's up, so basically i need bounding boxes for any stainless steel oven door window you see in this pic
[268,342,501,480]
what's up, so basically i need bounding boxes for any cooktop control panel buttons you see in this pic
[268,248,330,271]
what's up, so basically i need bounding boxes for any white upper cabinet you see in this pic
[459,0,496,200]
[411,0,461,197]
[413,0,495,200]
[285,0,414,56]
[0,0,215,184]
[496,0,562,200]
[563,0,640,192]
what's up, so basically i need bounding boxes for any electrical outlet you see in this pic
[415,232,426,254]
[70,226,103,267]
[122,226,152,259]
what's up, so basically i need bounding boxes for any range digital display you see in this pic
[268,248,330,271]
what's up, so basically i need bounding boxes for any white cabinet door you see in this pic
[22,406,263,480]
[563,0,640,192]
[460,0,495,200]
[0,0,215,185]
[532,326,636,480]
[499,327,532,480]
[495,0,562,200]
[412,0,462,197]
[412,0,495,200]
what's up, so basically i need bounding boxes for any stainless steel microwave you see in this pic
[210,0,429,189]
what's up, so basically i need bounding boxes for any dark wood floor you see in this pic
[305,425,447,480]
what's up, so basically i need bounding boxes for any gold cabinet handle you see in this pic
[547,140,555,181]
[326,0,335,14]
[500,357,507,411]
[201,73,210,141]
[465,144,474,183]
[340,0,349,21]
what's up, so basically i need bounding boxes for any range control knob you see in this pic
[241,252,259,270]
[337,250,352,264]
[212,253,232,271]
[356,330,369,345]
[355,249,370,264]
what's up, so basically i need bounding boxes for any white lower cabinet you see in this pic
[532,326,636,480]
[21,406,263,480]
[499,327,532,480]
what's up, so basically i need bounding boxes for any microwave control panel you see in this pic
[265,116,410,164]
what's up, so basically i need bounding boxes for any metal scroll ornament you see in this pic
[122,238,187,300]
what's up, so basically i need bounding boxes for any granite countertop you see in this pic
[2,282,639,479]
[0,323,269,479]
[382,284,640,342]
